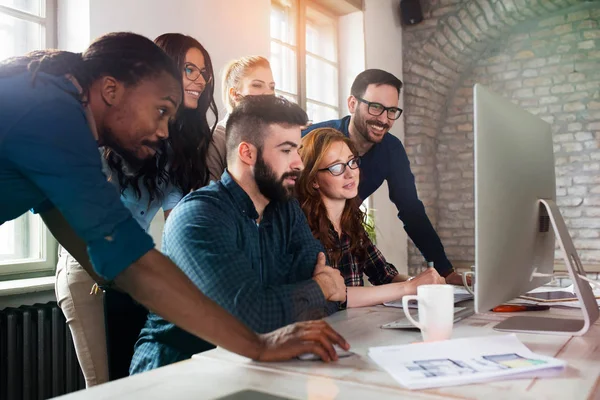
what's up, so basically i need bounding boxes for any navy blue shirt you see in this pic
[303,116,453,275]
[0,72,154,280]
[130,171,335,373]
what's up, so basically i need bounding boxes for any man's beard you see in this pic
[254,149,300,202]
[353,106,389,144]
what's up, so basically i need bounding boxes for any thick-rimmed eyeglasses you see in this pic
[318,157,361,176]
[355,96,403,120]
[184,62,212,84]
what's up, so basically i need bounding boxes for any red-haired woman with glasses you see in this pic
[297,128,445,308]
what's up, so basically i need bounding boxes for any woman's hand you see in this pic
[406,268,446,293]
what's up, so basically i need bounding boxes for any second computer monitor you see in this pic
[473,83,555,314]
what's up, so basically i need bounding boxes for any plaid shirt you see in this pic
[329,228,398,289]
[130,171,335,374]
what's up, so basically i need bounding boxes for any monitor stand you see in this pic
[494,199,599,336]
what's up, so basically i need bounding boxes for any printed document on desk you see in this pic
[383,286,473,309]
[368,334,566,390]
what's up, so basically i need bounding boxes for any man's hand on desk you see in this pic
[256,320,350,362]
[312,252,347,302]
[445,271,471,286]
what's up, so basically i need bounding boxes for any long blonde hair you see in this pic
[221,55,271,113]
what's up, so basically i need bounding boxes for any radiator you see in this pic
[0,302,85,400]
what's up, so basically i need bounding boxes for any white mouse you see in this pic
[298,344,354,361]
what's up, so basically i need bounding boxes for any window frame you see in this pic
[270,0,341,119]
[0,0,57,50]
[0,214,58,277]
[0,0,58,279]
[270,0,299,102]
[303,1,340,118]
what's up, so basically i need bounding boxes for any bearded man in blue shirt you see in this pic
[131,95,347,373]
[303,69,464,285]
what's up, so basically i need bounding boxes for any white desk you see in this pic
[57,304,600,400]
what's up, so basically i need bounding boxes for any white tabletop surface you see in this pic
[57,302,600,400]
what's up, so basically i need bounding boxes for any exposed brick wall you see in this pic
[442,5,600,264]
[401,0,597,274]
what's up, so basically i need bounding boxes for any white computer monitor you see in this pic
[473,84,598,335]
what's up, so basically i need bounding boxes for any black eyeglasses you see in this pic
[318,157,361,176]
[184,62,212,84]
[355,96,403,120]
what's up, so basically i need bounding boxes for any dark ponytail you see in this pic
[0,50,85,92]
[1,32,183,207]
[0,32,181,94]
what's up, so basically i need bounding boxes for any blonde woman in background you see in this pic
[207,56,275,181]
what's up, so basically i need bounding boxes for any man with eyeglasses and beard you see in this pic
[303,69,464,286]
[130,95,348,373]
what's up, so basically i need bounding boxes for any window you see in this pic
[305,5,339,122]
[0,0,57,278]
[0,214,57,276]
[0,0,56,61]
[270,1,298,103]
[270,0,340,122]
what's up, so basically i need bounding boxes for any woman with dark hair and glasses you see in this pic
[150,33,220,192]
[105,33,221,201]
[297,128,445,308]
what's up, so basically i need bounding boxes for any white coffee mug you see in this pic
[402,284,454,342]
[462,271,475,296]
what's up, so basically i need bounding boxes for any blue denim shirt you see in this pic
[130,170,335,373]
[100,156,183,232]
[0,72,153,280]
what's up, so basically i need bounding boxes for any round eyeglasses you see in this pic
[184,62,212,84]
[355,96,403,120]
[318,157,361,176]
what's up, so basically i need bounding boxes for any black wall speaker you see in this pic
[400,0,424,26]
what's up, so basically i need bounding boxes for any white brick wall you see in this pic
[402,0,599,274]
